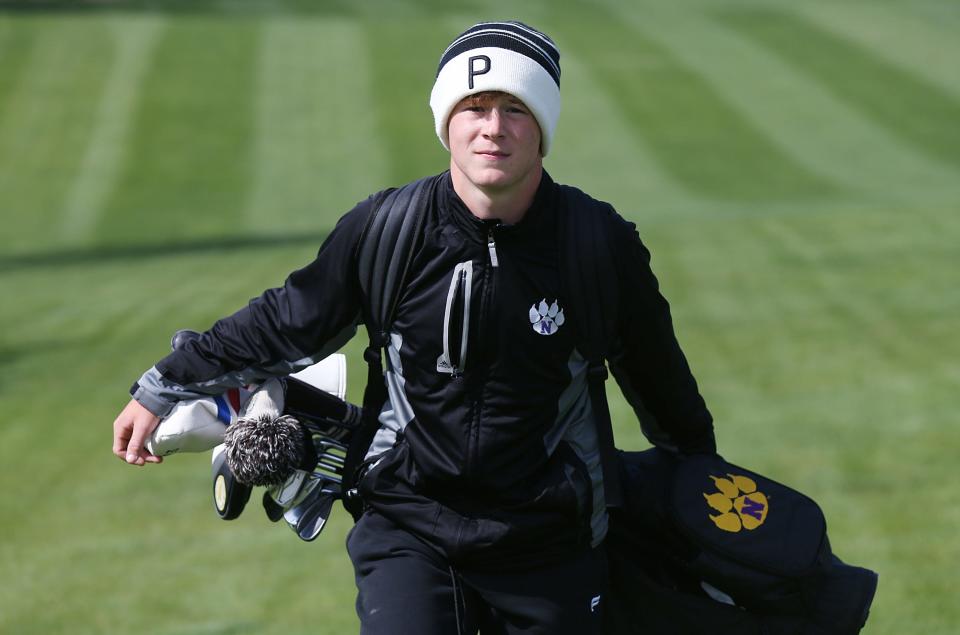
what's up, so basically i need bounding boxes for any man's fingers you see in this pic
[112,433,129,459]
[123,435,143,464]
[113,413,134,460]
[112,399,161,466]
[126,420,151,464]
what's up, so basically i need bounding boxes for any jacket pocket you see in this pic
[437,260,473,375]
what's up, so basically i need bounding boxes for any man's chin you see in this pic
[451,161,540,195]
[470,168,515,188]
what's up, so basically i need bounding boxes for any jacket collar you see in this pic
[442,170,555,241]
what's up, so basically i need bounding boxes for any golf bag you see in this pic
[604,449,878,634]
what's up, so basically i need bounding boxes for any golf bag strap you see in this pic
[587,363,622,509]
[558,186,623,508]
[356,175,436,333]
[342,176,436,520]
[341,344,388,519]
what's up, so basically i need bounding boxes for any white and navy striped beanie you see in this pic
[430,21,561,156]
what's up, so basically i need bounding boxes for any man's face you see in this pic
[447,91,543,195]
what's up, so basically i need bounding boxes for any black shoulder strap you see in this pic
[357,176,436,343]
[342,176,436,519]
[557,186,623,508]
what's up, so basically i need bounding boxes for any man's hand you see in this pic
[113,399,164,466]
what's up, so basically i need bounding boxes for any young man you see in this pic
[112,21,715,634]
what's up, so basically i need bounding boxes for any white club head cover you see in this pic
[146,392,243,457]
[236,352,348,423]
[290,354,347,401]
[239,377,285,420]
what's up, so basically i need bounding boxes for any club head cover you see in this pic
[145,395,236,456]
[224,413,316,486]
[289,353,348,401]
[239,377,285,421]
[211,444,252,520]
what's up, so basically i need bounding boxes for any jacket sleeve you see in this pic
[606,213,717,455]
[131,197,375,417]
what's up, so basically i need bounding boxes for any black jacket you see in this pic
[133,171,714,568]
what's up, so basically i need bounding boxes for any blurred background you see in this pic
[0,0,957,632]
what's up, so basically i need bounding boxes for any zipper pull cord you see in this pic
[487,228,499,267]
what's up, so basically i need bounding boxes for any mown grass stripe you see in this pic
[59,15,165,243]
[552,2,831,203]
[361,16,449,185]
[0,17,38,126]
[245,17,388,233]
[0,230,329,273]
[889,0,960,31]
[801,2,960,99]
[618,5,959,207]
[0,16,114,252]
[752,217,908,363]
[718,7,960,169]
[733,205,960,416]
[94,17,260,244]
[540,46,703,221]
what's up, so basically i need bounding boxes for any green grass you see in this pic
[95,16,260,243]
[549,3,836,202]
[718,7,960,168]
[1,0,958,632]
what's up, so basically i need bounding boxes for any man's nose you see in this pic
[482,108,504,137]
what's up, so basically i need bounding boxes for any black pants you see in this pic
[346,511,607,635]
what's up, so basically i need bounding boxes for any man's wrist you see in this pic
[130,378,174,418]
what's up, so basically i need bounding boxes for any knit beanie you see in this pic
[429,21,561,156]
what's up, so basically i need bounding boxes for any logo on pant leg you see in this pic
[529,299,564,335]
[704,473,769,532]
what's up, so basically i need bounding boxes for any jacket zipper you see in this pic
[487,228,499,268]
[466,224,500,476]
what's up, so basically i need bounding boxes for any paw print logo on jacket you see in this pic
[704,474,769,532]
[529,299,565,335]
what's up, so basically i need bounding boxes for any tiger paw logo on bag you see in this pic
[704,474,769,532]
